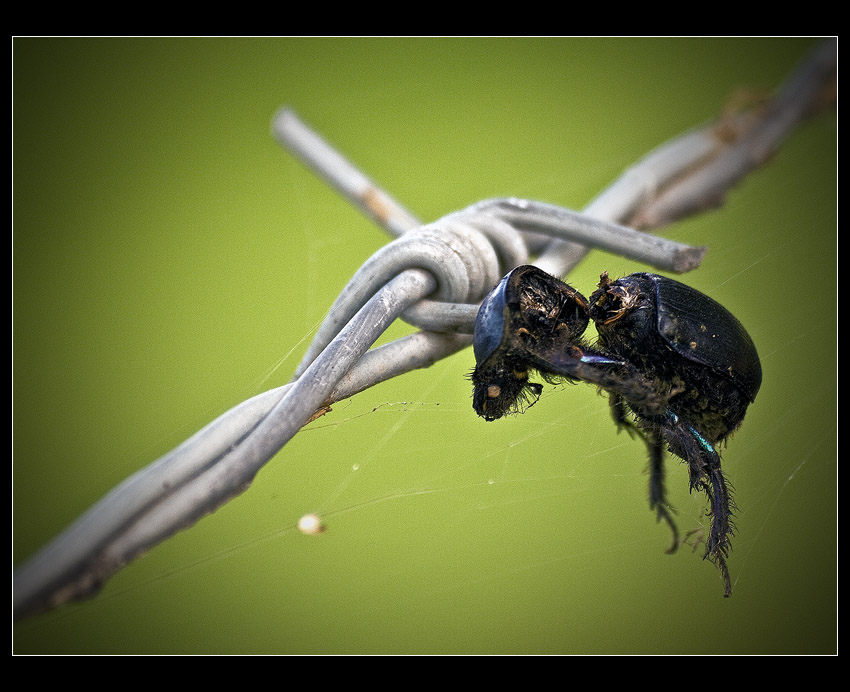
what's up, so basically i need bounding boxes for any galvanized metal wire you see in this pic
[13,39,835,620]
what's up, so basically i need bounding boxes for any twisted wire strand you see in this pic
[291,219,503,379]
[13,40,835,620]
[291,203,702,378]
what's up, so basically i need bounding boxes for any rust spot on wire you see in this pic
[361,187,394,224]
[712,88,769,145]
[305,405,332,425]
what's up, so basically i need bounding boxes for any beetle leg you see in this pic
[609,404,680,554]
[701,460,734,597]
[662,414,735,596]
[645,430,680,555]
[684,452,734,598]
[521,346,669,414]
[609,394,635,437]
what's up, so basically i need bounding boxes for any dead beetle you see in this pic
[471,266,762,597]
[471,265,589,421]
[471,266,658,422]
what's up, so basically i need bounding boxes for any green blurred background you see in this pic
[14,37,835,654]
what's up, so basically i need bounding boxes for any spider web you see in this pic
[14,83,835,655]
[20,196,834,656]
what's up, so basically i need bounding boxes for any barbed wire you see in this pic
[13,39,835,621]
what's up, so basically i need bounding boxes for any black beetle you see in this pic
[472,265,590,421]
[470,266,762,597]
[471,266,662,422]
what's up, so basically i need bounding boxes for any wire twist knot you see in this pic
[293,216,529,378]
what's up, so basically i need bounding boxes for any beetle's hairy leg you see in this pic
[523,348,668,415]
[609,403,679,552]
[677,432,734,597]
[701,462,734,598]
[609,394,635,437]
[659,413,735,595]
[645,431,679,555]
[684,440,734,565]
